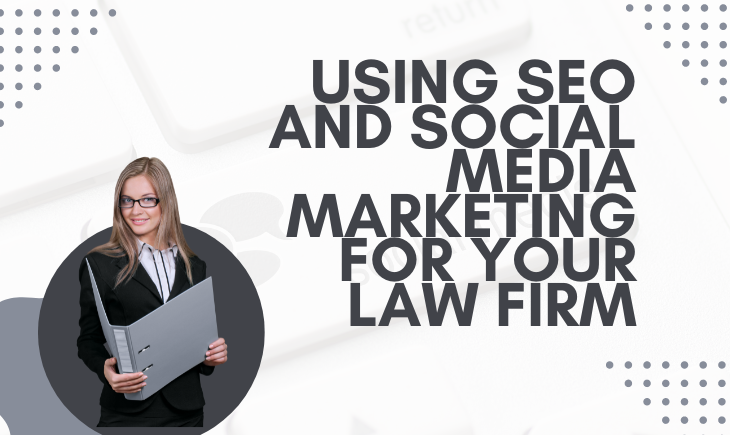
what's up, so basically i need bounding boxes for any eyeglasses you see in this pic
[119,197,161,208]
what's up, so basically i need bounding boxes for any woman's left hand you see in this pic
[204,337,227,366]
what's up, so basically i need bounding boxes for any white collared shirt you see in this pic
[136,238,178,303]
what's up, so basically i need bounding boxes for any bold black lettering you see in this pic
[270,105,311,148]
[287,194,342,236]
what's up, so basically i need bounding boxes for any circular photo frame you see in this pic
[38,225,265,434]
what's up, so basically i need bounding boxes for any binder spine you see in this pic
[113,328,137,373]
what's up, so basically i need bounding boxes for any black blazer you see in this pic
[77,250,215,414]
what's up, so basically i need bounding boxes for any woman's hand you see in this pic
[103,357,147,394]
[204,337,228,366]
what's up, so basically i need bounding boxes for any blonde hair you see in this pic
[90,157,196,288]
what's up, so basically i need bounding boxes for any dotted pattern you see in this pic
[0,8,117,127]
[608,360,728,426]
[626,3,728,103]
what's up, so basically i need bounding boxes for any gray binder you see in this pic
[86,259,219,400]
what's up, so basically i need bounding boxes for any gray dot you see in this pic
[52,46,59,54]
[15,101,22,109]
[71,28,78,35]
[34,9,40,17]
[721,416,727,424]
[53,64,60,72]
[90,28,98,35]
[34,46,40,54]
[723,23,728,30]
[702,59,709,67]
[15,83,21,91]
[700,416,707,424]
[702,22,709,30]
[701,379,708,387]
[702,41,709,48]
[664,4,670,11]
[723,59,729,66]
[663,398,670,405]
[0,84,3,90]
[91,9,98,17]
[646,4,652,12]
[71,46,79,53]
[664,22,670,29]
[53,28,60,35]
[662,416,669,424]
[34,28,41,35]
[662,361,670,368]
[644,398,651,405]
[15,9,22,17]
[14,65,21,72]
[723,5,728,12]
[0,47,4,54]
[646,22,653,29]
[723,41,728,48]
[663,379,670,387]
[607,361,614,369]
[722,78,728,85]
[53,9,59,17]
[71,9,78,17]
[626,380,632,387]
[33,64,40,72]
[723,96,728,104]
[15,28,22,36]
[721,398,727,405]
[721,380,727,387]
[681,416,688,424]
[644,361,651,368]
[627,4,634,11]
[682,379,689,386]
[683,4,690,11]
[701,398,708,405]
[0,101,2,108]
[703,78,709,85]
[683,22,689,30]
[722,362,727,368]
[0,120,3,127]
[33,83,40,91]
[683,41,690,48]
[0,65,3,72]
[626,361,633,369]
[683,59,690,66]
[109,9,117,17]
[644,379,651,387]
[0,28,3,36]
[14,46,21,54]
[682,398,689,405]
[702,4,709,12]
[0,10,3,17]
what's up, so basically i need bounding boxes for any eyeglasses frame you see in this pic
[118,197,161,209]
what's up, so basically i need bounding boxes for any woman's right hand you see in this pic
[103,357,147,394]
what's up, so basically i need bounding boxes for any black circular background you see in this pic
[38,225,265,434]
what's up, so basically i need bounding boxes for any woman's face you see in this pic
[120,175,162,246]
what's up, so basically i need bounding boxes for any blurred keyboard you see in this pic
[0,0,133,216]
[83,129,635,360]
[100,0,530,152]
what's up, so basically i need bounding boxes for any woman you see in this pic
[77,157,227,427]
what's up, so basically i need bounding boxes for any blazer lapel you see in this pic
[168,255,191,301]
[113,255,164,305]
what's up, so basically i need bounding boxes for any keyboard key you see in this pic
[103,0,530,151]
[528,391,661,435]
[0,0,133,215]
[228,347,472,435]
